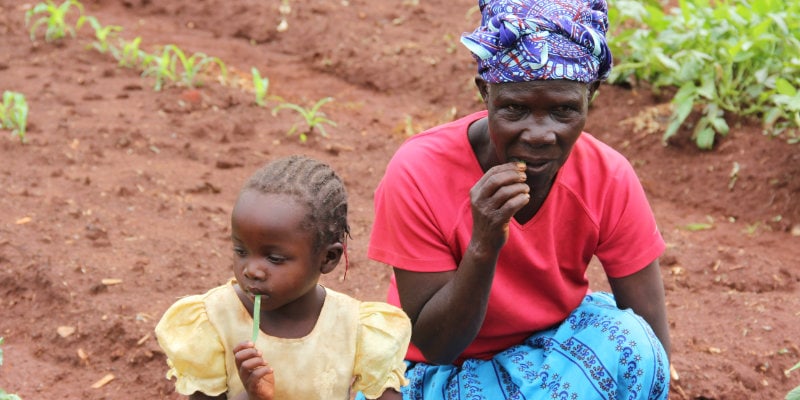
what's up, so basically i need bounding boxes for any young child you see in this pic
[155,155,411,400]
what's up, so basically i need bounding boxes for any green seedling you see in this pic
[251,67,270,107]
[0,91,29,142]
[252,295,262,343]
[81,16,122,55]
[788,360,800,400]
[0,337,22,400]
[140,46,176,91]
[168,45,228,88]
[117,36,145,69]
[25,0,85,42]
[272,97,337,143]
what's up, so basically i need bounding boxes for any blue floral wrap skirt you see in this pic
[358,292,669,400]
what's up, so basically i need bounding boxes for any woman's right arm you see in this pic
[394,162,530,365]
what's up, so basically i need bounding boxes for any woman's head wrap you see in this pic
[461,0,612,83]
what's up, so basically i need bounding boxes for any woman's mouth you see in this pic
[511,157,551,173]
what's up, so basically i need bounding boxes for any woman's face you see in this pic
[479,79,592,190]
[230,190,325,312]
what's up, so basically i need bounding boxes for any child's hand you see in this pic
[233,341,274,400]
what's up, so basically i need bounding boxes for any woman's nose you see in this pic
[520,119,557,146]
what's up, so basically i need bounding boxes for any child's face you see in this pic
[230,190,325,311]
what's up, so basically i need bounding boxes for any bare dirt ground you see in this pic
[1,1,798,399]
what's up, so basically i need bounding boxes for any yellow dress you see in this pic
[155,280,411,399]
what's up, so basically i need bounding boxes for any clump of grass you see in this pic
[272,97,337,143]
[608,0,800,149]
[0,91,29,143]
[25,0,85,42]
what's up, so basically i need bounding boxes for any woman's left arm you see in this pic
[607,259,671,359]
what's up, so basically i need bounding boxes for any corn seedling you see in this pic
[116,37,146,69]
[0,91,29,142]
[25,0,85,42]
[167,45,228,88]
[251,67,270,107]
[81,16,122,55]
[0,338,22,400]
[140,46,176,91]
[272,97,337,143]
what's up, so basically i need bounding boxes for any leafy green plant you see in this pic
[25,0,85,42]
[251,67,270,107]
[608,0,800,149]
[0,337,22,400]
[167,45,228,88]
[81,15,122,55]
[787,360,800,400]
[0,91,29,142]
[272,97,337,143]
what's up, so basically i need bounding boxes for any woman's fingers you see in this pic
[471,163,529,225]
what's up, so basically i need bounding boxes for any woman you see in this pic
[365,0,670,398]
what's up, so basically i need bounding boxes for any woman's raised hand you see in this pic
[469,161,530,255]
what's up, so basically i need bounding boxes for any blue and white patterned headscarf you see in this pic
[461,0,612,83]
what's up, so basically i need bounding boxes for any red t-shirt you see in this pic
[368,110,665,363]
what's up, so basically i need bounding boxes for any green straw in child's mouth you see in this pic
[251,294,261,343]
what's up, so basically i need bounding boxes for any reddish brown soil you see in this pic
[1,1,799,399]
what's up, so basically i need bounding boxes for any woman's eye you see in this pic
[552,106,578,118]
[499,104,527,118]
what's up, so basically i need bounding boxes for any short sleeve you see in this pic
[154,295,228,396]
[595,155,665,277]
[352,302,412,399]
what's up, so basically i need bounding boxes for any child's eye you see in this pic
[267,254,287,264]
[233,247,247,257]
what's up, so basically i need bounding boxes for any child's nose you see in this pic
[243,258,267,280]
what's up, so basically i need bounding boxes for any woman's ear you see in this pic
[588,80,601,103]
[320,242,344,274]
[475,76,489,103]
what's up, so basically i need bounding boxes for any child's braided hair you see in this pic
[242,155,350,252]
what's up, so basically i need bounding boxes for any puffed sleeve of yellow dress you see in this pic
[352,301,412,399]
[154,293,228,397]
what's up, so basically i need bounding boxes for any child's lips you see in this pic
[247,289,269,299]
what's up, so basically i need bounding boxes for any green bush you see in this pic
[608,0,800,149]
